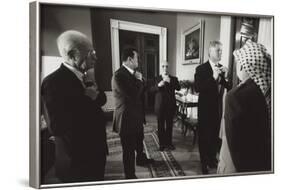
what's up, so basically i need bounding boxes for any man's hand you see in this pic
[162,75,171,83]
[214,65,228,80]
[220,66,228,78]
[134,71,143,81]
[84,68,96,83]
[85,85,100,100]
[158,80,165,87]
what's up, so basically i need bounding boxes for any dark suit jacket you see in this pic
[112,66,145,136]
[41,64,107,177]
[194,61,230,131]
[152,75,180,115]
[225,78,271,172]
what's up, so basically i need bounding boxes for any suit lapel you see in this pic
[60,64,84,90]
[120,66,134,79]
[120,66,138,88]
[205,61,213,76]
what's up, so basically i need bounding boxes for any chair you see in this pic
[174,99,186,134]
[179,101,198,146]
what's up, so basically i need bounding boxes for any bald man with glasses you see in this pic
[152,61,181,151]
[41,30,108,183]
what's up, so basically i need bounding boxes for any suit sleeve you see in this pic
[194,66,217,93]
[174,77,181,91]
[112,73,145,103]
[150,77,163,92]
[42,81,105,136]
[41,82,75,136]
[218,75,231,91]
[94,90,106,107]
[224,92,245,170]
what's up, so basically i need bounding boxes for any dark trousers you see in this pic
[157,111,174,147]
[198,121,220,167]
[71,156,106,182]
[120,130,145,178]
[56,156,106,183]
[54,138,106,183]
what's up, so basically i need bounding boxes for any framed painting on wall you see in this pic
[182,20,204,64]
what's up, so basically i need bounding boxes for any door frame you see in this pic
[110,19,167,73]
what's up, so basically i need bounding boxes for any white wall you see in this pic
[176,13,221,81]
[40,5,93,82]
[220,16,234,69]
[258,18,273,56]
[41,5,92,57]
[41,56,63,82]
[4,0,280,190]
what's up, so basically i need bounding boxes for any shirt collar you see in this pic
[161,73,170,78]
[209,59,219,72]
[123,64,135,75]
[63,62,84,82]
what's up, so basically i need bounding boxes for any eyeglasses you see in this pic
[86,49,97,60]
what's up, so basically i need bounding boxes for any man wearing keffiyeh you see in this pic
[217,40,272,173]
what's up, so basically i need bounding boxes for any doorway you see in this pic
[110,19,167,111]
[110,19,167,73]
[119,30,159,110]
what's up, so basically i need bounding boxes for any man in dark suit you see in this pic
[153,61,180,151]
[41,30,108,183]
[112,47,154,179]
[222,41,271,173]
[194,41,230,174]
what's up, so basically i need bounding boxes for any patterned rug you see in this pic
[144,132,186,177]
[106,123,186,179]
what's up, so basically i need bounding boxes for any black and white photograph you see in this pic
[182,21,203,64]
[29,1,274,189]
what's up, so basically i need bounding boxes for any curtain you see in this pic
[258,18,273,56]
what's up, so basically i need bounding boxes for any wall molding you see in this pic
[110,19,167,73]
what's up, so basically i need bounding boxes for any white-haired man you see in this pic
[194,40,230,174]
[41,30,108,183]
[152,61,180,151]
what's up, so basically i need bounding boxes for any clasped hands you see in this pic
[158,74,170,87]
[83,68,99,100]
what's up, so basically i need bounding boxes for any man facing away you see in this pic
[152,61,180,151]
[41,30,108,182]
[112,47,154,179]
[194,40,230,174]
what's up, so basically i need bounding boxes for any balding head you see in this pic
[161,60,169,75]
[57,30,92,58]
[56,30,95,72]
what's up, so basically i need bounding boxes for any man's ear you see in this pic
[68,49,78,61]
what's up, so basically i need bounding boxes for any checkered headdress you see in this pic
[233,40,272,124]
[233,40,271,96]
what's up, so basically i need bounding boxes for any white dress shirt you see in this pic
[123,63,135,75]
[209,59,219,74]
